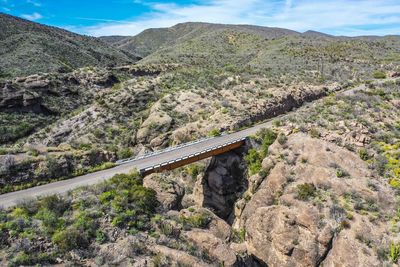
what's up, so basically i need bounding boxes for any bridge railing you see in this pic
[139,137,247,174]
[115,134,227,165]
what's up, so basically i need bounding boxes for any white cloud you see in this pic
[76,0,400,37]
[21,12,43,20]
[26,0,41,7]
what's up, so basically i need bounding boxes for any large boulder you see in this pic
[183,229,237,266]
[143,173,185,211]
[136,111,172,144]
[240,133,397,266]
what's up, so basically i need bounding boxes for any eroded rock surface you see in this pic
[239,133,396,266]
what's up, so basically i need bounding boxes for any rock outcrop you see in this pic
[238,133,397,266]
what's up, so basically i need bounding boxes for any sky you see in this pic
[1,0,400,37]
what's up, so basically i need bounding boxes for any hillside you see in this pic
[0,13,139,77]
[100,22,299,57]
[139,26,400,84]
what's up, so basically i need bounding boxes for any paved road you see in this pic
[1,79,394,208]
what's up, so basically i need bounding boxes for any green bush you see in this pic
[118,148,133,159]
[35,208,63,234]
[78,143,92,151]
[52,225,90,251]
[231,228,246,243]
[208,128,221,137]
[246,129,277,175]
[103,172,158,228]
[372,71,386,79]
[186,164,202,180]
[245,148,262,175]
[358,148,369,161]
[390,242,400,263]
[38,195,70,216]
[335,167,349,178]
[96,230,107,243]
[9,252,34,267]
[260,129,277,157]
[277,133,287,145]
[181,212,210,229]
[296,183,316,201]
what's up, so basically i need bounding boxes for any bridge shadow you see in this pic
[200,146,249,223]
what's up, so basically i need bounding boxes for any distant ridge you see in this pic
[100,22,300,58]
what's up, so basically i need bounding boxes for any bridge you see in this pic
[118,136,246,176]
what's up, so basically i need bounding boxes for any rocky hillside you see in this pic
[100,22,299,58]
[0,13,139,78]
[0,80,399,266]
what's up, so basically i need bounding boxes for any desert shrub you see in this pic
[245,148,262,175]
[358,148,369,161]
[181,212,211,229]
[340,220,351,229]
[310,128,320,138]
[103,172,158,229]
[117,148,133,159]
[27,148,39,157]
[38,195,70,216]
[9,252,35,267]
[52,225,90,251]
[159,221,174,236]
[296,183,316,200]
[88,162,116,173]
[277,133,287,145]
[17,199,40,216]
[336,167,349,178]
[35,208,63,234]
[374,155,388,175]
[0,122,34,143]
[372,71,386,79]
[208,128,221,137]
[0,154,16,174]
[272,119,281,127]
[390,242,400,263]
[186,164,202,180]
[231,228,246,243]
[96,230,107,244]
[45,156,61,178]
[390,179,400,189]
[78,143,92,151]
[260,129,277,157]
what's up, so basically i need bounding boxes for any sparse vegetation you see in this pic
[296,183,316,201]
[373,71,387,79]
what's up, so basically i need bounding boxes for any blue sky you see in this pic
[1,0,400,37]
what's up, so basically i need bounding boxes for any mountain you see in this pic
[100,22,300,57]
[0,13,140,77]
[302,30,334,38]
